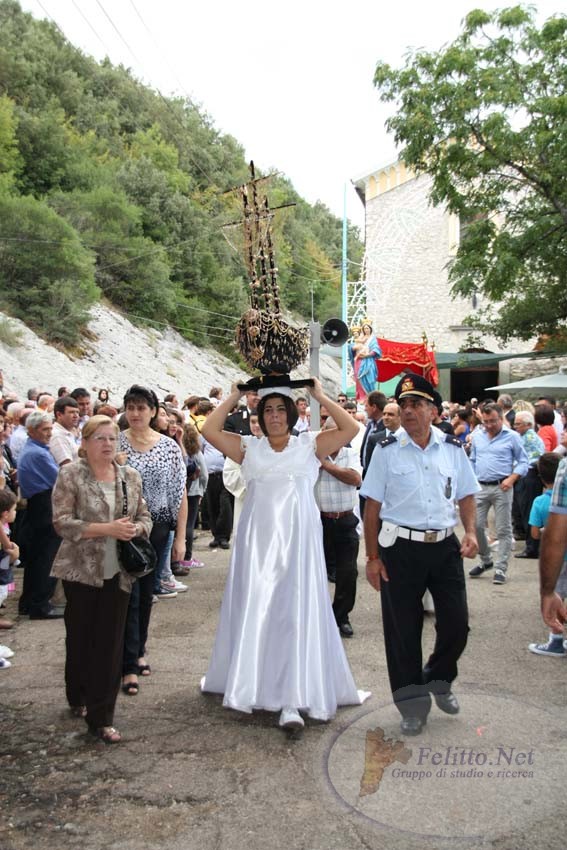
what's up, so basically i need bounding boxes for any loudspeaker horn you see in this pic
[321,318,349,347]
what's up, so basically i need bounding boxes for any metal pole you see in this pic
[309,321,321,430]
[341,183,348,393]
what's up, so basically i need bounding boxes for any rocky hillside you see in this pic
[0,306,342,403]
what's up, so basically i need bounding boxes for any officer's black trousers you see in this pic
[379,534,469,719]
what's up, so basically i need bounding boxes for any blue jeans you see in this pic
[154,530,174,592]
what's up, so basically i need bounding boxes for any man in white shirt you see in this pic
[294,396,310,433]
[315,417,362,637]
[49,396,80,467]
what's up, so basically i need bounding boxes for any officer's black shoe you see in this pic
[516,550,537,559]
[469,562,493,577]
[338,621,354,638]
[400,716,427,736]
[433,691,460,715]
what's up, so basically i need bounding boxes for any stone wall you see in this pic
[503,355,567,382]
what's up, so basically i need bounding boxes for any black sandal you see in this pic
[122,680,139,696]
[70,705,87,718]
[138,664,151,677]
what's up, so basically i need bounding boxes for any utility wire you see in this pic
[172,302,243,321]
[71,0,109,53]
[122,311,235,342]
[128,0,191,103]
[93,0,216,187]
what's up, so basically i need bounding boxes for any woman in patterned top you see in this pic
[119,386,187,695]
[51,415,152,743]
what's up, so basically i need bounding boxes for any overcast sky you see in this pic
[20,0,563,230]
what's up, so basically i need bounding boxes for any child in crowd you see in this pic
[0,489,19,666]
[528,453,565,656]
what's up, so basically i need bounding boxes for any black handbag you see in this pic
[117,478,156,579]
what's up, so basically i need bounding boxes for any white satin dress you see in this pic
[202,431,369,720]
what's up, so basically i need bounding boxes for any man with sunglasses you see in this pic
[361,373,479,736]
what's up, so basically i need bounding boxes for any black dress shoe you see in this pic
[29,607,64,620]
[516,550,537,559]
[434,691,460,714]
[338,622,354,638]
[218,540,230,550]
[208,539,220,549]
[469,562,493,577]
[400,716,427,736]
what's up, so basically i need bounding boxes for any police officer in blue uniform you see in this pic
[361,373,480,736]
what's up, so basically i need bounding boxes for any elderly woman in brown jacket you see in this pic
[51,415,152,743]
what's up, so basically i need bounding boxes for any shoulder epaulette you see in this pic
[379,435,397,448]
[445,435,463,448]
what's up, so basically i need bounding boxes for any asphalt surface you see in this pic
[1,530,566,850]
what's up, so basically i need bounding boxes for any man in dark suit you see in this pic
[359,391,387,517]
[365,401,403,470]
[224,389,261,436]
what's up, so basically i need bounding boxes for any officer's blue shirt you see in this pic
[469,426,529,482]
[18,438,59,499]
[360,426,480,530]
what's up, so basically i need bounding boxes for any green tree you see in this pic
[0,94,21,192]
[374,6,567,346]
[0,194,98,344]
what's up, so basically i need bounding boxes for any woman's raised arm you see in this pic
[201,384,247,464]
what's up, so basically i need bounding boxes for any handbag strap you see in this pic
[120,477,128,518]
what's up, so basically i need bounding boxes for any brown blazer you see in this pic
[51,459,152,592]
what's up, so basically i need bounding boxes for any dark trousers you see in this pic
[513,467,542,555]
[204,472,233,542]
[122,521,170,675]
[20,491,60,617]
[185,494,200,559]
[63,575,130,729]
[379,534,469,720]
[321,512,359,625]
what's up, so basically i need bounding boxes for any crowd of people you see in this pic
[0,375,565,740]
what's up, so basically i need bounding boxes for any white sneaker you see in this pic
[155,584,177,599]
[170,578,188,593]
[0,645,14,659]
[0,658,11,668]
[278,708,304,730]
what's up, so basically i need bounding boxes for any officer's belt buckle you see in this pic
[424,530,438,543]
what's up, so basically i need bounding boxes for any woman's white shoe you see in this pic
[279,708,304,730]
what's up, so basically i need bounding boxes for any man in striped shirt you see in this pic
[315,417,362,637]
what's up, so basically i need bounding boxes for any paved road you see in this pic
[1,532,565,850]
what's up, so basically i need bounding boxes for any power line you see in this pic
[121,311,235,342]
[128,0,191,103]
[71,0,109,53]
[93,0,216,187]
[173,302,243,321]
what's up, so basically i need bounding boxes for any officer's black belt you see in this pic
[478,478,507,485]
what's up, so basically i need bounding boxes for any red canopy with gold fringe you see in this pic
[376,338,439,386]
